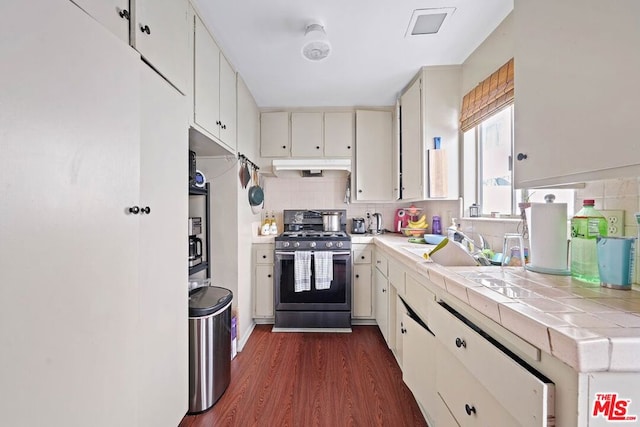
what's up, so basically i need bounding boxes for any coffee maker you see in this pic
[188,217,203,267]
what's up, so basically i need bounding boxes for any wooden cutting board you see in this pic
[428,149,448,198]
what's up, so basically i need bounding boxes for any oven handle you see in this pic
[275,251,351,256]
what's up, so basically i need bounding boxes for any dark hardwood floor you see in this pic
[179,325,427,427]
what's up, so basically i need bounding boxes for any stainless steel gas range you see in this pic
[273,210,352,331]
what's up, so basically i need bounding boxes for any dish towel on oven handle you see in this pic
[294,251,312,292]
[314,251,333,290]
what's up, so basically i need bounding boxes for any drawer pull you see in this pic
[262,255,267,259]
[455,337,466,349]
[465,404,476,416]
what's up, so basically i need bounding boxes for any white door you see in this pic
[324,112,354,157]
[219,54,237,150]
[291,112,323,157]
[0,1,140,425]
[374,268,389,344]
[138,63,188,427]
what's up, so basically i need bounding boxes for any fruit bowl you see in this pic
[401,227,429,237]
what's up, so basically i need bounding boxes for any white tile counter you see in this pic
[372,233,640,373]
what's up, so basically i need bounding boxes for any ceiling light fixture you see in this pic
[405,7,456,37]
[302,22,331,61]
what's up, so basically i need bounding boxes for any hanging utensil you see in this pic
[243,160,251,189]
[248,165,264,207]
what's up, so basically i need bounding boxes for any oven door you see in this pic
[274,250,352,311]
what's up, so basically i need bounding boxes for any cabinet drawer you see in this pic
[430,301,555,427]
[388,259,405,295]
[353,247,372,264]
[436,345,519,426]
[405,273,434,322]
[374,251,388,275]
[255,247,274,264]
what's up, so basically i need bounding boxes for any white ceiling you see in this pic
[192,0,513,108]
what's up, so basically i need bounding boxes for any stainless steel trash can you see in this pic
[188,286,233,414]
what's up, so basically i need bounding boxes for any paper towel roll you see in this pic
[525,203,569,273]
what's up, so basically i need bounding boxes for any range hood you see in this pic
[272,159,351,176]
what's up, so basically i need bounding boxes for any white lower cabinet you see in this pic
[374,266,389,344]
[352,244,373,319]
[430,300,555,427]
[253,244,274,319]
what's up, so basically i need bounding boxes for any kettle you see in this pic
[369,213,383,234]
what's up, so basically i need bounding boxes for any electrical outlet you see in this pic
[602,210,624,237]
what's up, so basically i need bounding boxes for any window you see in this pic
[463,105,574,217]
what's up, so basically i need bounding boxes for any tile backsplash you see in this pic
[261,174,460,234]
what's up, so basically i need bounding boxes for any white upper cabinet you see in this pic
[261,112,290,157]
[133,0,188,94]
[400,78,423,200]
[398,66,461,201]
[291,112,323,157]
[70,0,188,93]
[514,0,640,188]
[70,0,130,42]
[261,111,354,158]
[324,112,354,157]
[191,11,236,153]
[355,110,394,201]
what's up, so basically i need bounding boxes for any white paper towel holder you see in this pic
[524,196,571,276]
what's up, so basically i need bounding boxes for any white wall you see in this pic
[461,12,514,95]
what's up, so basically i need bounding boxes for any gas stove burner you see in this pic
[280,231,348,239]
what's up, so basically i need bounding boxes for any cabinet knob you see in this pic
[262,255,267,259]
[355,274,360,279]
[140,206,151,214]
[382,288,386,293]
[140,24,151,35]
[401,327,407,334]
[267,274,272,278]
[465,404,476,416]
[118,9,130,20]
[361,255,365,259]
[216,120,221,126]
[128,206,140,215]
[358,189,363,193]
[455,337,466,349]
[517,153,528,161]
[221,124,227,130]
[316,146,320,150]
[282,145,286,149]
[347,145,351,150]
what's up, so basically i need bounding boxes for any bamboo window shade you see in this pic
[459,58,514,132]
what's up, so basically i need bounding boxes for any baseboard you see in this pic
[238,321,256,352]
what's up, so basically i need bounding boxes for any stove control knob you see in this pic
[336,242,344,248]
[309,242,316,248]
[326,242,333,248]
[282,242,290,248]
[293,242,300,248]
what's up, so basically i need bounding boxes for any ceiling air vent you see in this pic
[406,8,456,37]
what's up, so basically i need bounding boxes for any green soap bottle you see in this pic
[570,199,608,283]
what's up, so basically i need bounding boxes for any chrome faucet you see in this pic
[452,231,491,266]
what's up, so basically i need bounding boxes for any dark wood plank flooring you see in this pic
[179,325,427,427]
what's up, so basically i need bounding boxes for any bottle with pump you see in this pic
[570,199,607,283]
[432,215,442,235]
[269,211,278,235]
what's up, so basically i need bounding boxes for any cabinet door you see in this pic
[255,264,274,317]
[353,264,372,318]
[324,112,354,157]
[70,0,130,42]
[0,1,140,424]
[134,0,187,94]
[193,14,220,138]
[291,112,323,157]
[218,53,237,150]
[403,313,438,420]
[261,112,290,157]
[374,268,389,344]
[514,0,640,188]
[400,78,424,200]
[355,110,394,201]
[138,64,188,427]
